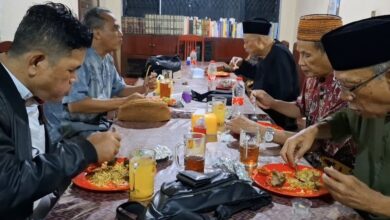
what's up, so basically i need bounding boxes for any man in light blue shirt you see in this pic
[61,7,157,138]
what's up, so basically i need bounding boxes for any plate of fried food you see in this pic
[73,158,129,191]
[252,163,328,197]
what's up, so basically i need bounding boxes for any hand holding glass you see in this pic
[239,129,261,168]
[175,133,206,173]
[129,148,156,201]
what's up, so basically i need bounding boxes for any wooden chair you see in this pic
[280,40,290,49]
[177,35,205,62]
[0,41,12,53]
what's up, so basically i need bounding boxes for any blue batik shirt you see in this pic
[62,47,126,124]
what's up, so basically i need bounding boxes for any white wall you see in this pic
[0,0,78,41]
[279,0,329,50]
[279,0,297,50]
[99,0,122,22]
[279,0,390,51]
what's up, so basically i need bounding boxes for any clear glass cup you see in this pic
[129,148,156,201]
[239,129,261,168]
[291,198,312,220]
[211,96,227,126]
[160,70,173,98]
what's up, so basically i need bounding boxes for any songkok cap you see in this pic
[243,18,271,35]
[297,14,342,41]
[322,15,390,70]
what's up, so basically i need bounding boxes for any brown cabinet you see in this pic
[121,34,247,76]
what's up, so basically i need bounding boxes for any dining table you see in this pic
[45,63,363,220]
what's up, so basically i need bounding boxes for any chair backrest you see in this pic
[280,40,290,49]
[177,35,205,62]
[0,41,12,53]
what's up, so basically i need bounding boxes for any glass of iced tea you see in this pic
[239,129,261,168]
[129,148,156,201]
[175,132,206,173]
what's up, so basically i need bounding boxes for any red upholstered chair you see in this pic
[177,35,205,62]
[0,41,12,53]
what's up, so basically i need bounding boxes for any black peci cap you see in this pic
[243,18,271,35]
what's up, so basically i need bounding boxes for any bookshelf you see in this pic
[121,34,247,77]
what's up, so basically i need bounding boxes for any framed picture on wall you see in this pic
[78,0,100,21]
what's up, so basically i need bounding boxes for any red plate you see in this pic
[73,158,129,191]
[252,163,328,197]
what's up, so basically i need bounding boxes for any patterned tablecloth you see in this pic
[46,63,363,220]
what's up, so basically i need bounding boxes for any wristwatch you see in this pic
[264,127,275,142]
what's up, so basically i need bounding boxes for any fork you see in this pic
[250,98,258,121]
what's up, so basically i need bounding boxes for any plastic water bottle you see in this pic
[186,56,191,66]
[232,77,245,116]
[208,60,217,90]
[190,49,197,65]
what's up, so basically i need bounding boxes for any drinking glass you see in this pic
[239,129,261,167]
[212,96,227,126]
[291,198,312,220]
[175,132,206,173]
[160,70,173,98]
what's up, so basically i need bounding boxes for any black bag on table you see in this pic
[144,55,181,76]
[116,171,272,220]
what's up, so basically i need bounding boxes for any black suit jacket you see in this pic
[0,63,98,219]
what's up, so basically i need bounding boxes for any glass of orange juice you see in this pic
[129,148,156,201]
[211,96,226,126]
[159,78,172,98]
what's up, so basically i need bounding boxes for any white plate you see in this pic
[154,145,172,161]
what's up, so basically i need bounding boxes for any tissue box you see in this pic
[191,67,204,79]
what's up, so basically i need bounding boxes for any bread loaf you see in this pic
[117,98,171,122]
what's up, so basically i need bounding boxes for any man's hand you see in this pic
[323,167,387,215]
[87,131,121,163]
[225,115,262,134]
[229,56,243,70]
[126,92,145,101]
[144,72,157,92]
[280,126,317,166]
[250,90,275,109]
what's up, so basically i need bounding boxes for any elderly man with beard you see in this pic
[228,18,300,131]
[281,15,390,219]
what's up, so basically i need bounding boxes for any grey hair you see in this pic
[371,60,390,76]
[83,7,111,30]
[313,41,325,53]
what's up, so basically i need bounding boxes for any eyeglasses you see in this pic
[334,68,389,93]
